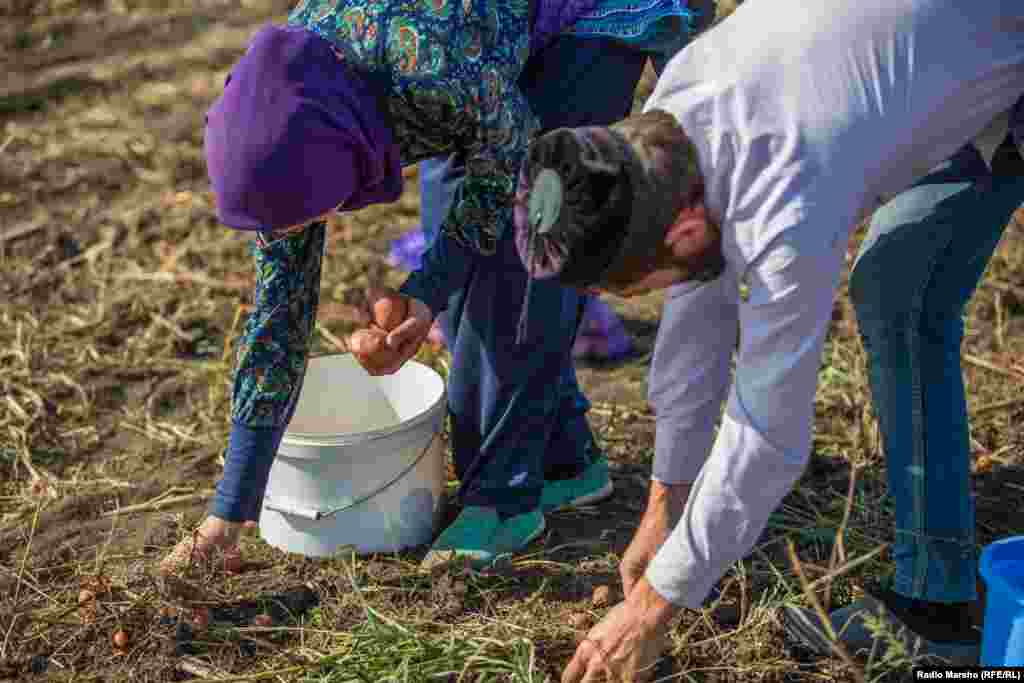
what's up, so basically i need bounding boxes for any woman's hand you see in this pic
[349,288,433,375]
[349,327,402,374]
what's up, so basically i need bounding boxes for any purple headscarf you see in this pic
[204,24,402,231]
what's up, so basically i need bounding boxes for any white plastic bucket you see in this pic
[259,354,447,557]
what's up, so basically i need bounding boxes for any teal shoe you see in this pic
[541,457,614,512]
[420,506,502,571]
[493,509,546,561]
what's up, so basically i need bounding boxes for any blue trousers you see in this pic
[421,37,653,517]
[849,140,1024,602]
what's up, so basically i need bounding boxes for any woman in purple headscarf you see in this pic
[160,0,714,575]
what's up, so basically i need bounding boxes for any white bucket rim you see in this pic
[280,354,446,448]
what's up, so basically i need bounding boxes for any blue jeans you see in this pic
[849,141,1024,603]
[419,37,654,517]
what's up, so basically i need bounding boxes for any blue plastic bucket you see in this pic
[980,536,1024,666]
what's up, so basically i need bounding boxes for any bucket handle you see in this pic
[263,432,441,522]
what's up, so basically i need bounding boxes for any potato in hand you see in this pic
[371,290,409,332]
[349,326,404,375]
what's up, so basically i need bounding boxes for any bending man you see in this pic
[512,0,1024,679]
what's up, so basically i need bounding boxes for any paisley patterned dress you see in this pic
[293,0,560,258]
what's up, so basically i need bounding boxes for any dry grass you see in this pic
[3,1,1024,681]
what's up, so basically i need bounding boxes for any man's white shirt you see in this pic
[641,0,1024,608]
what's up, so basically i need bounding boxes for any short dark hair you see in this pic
[597,109,702,288]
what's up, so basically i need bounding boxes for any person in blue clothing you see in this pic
[387,161,636,362]
[160,0,714,576]
[395,2,709,365]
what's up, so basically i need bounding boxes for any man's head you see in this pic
[514,109,724,297]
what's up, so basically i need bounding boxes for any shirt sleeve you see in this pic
[647,270,740,485]
[230,224,325,429]
[644,220,847,609]
[401,71,539,314]
[398,218,476,315]
[215,224,326,521]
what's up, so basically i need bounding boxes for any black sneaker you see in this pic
[781,593,980,665]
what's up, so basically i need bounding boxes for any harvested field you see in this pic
[2,1,1024,681]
